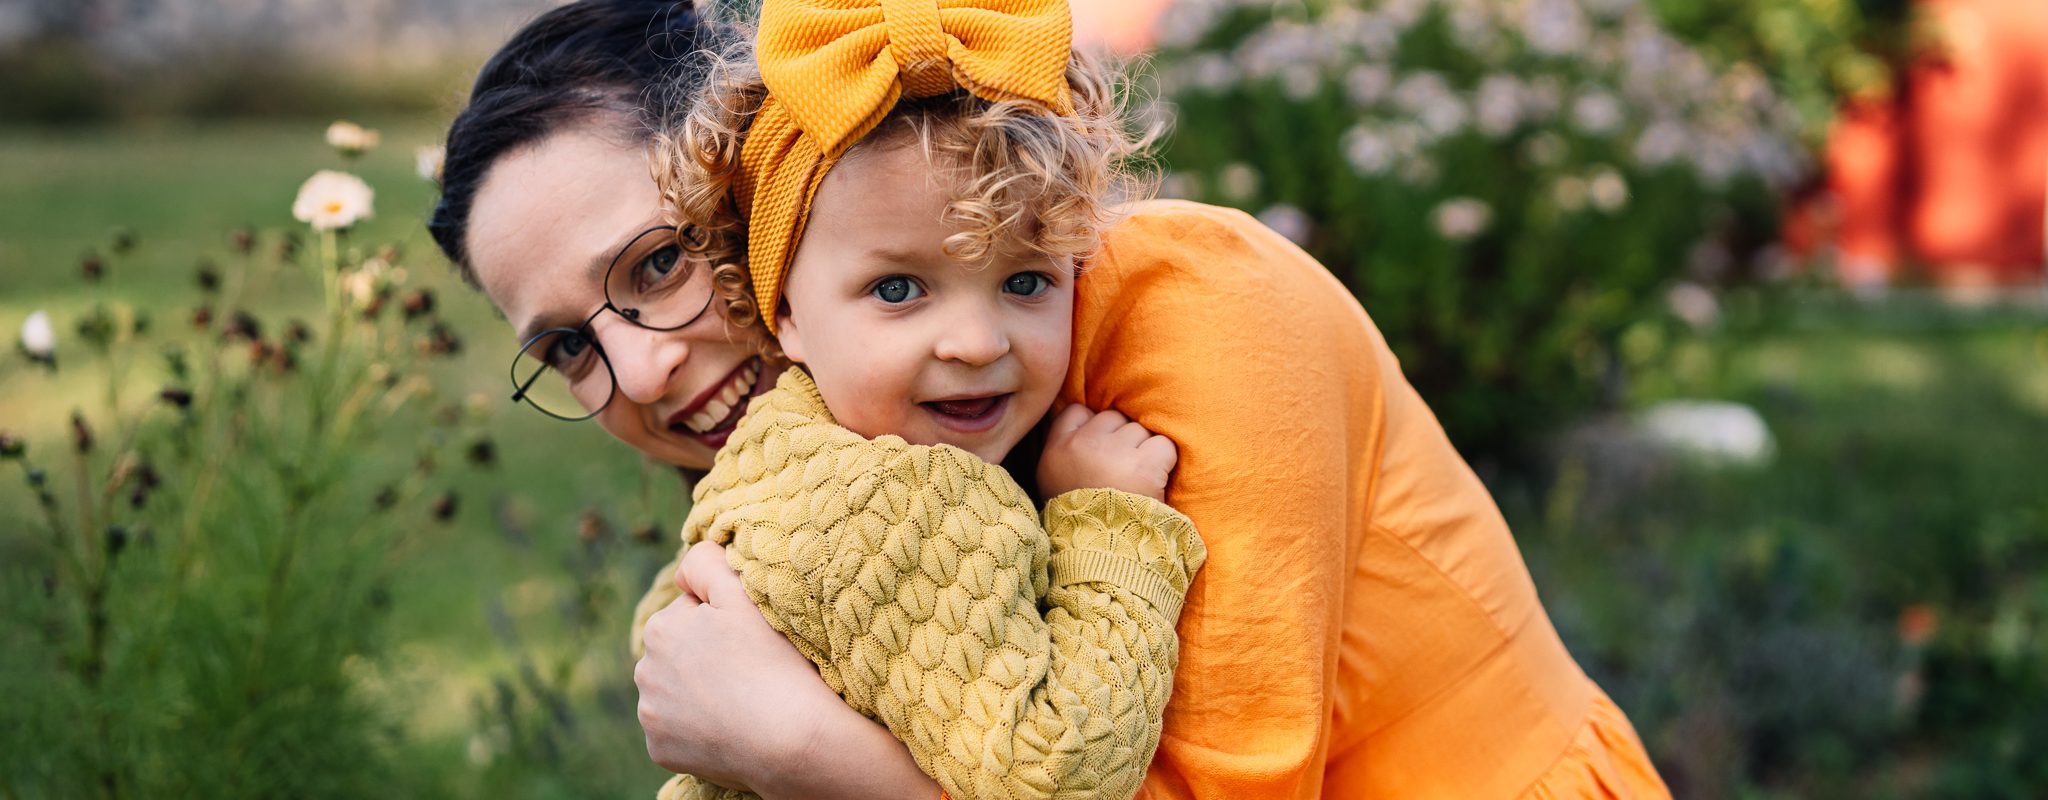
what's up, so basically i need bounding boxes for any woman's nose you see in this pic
[594,316,689,404]
[931,308,1010,366]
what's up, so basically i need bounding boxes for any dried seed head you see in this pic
[191,306,214,330]
[577,510,611,543]
[70,412,94,454]
[0,432,23,459]
[231,228,256,255]
[80,252,106,282]
[109,227,136,255]
[422,322,462,357]
[401,289,436,321]
[159,387,194,409]
[196,260,221,293]
[431,491,459,522]
[630,521,663,545]
[223,311,262,341]
[466,438,497,468]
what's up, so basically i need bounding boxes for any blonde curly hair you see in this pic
[652,33,1158,333]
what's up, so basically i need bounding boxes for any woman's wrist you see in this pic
[751,700,939,800]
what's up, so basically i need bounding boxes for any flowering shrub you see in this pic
[1151,0,1805,453]
[0,131,497,797]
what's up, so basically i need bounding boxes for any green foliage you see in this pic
[1511,296,2048,798]
[1151,0,1803,456]
[0,221,464,796]
[0,130,675,798]
[1649,0,1920,143]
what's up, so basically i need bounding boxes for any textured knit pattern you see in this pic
[736,0,1075,332]
[632,368,1205,800]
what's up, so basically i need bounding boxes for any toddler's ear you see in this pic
[775,301,805,364]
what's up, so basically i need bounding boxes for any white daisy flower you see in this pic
[292,170,375,232]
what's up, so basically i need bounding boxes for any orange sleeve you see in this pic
[1063,201,1388,800]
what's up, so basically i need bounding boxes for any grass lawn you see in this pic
[3,121,2045,798]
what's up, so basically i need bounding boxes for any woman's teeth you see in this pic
[683,361,762,434]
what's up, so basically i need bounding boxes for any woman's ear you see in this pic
[774,300,805,364]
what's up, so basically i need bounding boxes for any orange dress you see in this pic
[1064,200,1671,799]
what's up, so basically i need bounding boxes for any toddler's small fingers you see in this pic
[1114,420,1155,447]
[1138,434,1179,467]
[1079,408,1130,437]
[1048,403,1094,440]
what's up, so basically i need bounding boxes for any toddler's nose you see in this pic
[932,314,1010,366]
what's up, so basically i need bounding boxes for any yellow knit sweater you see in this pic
[631,369,1206,800]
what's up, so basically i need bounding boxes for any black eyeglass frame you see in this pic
[508,224,715,421]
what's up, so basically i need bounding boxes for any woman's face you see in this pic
[465,124,776,470]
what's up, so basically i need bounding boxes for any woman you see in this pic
[429,1,1670,798]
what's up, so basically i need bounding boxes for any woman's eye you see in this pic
[871,277,923,304]
[1003,272,1052,296]
[545,332,594,371]
[635,246,683,289]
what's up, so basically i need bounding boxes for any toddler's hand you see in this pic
[1037,404,1178,501]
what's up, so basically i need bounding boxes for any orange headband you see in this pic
[736,0,1075,333]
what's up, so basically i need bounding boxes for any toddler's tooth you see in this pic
[687,411,713,432]
[703,398,731,422]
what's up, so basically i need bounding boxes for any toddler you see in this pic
[630,2,1205,798]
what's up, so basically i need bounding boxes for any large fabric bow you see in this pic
[735,0,1075,332]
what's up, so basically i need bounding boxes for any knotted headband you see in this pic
[736,0,1076,333]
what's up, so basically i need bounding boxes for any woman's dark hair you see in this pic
[427,0,716,283]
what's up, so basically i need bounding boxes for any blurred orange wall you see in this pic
[1070,0,1169,54]
[1822,0,2047,284]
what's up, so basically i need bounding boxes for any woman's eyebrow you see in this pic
[514,225,654,342]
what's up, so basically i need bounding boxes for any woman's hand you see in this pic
[1037,404,1180,501]
[635,541,941,800]
[636,541,830,792]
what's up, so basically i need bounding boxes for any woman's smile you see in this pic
[667,357,770,448]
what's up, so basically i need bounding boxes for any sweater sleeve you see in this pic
[722,440,1205,800]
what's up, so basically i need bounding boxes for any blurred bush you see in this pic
[1150,0,1804,455]
[1646,0,1920,144]
[0,42,461,124]
[1516,299,2048,797]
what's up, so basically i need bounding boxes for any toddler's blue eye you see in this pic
[872,277,922,304]
[1003,272,1051,296]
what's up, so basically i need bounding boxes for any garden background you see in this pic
[2,0,2045,797]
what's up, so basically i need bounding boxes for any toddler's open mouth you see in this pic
[921,394,1010,434]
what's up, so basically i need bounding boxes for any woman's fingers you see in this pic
[677,540,745,608]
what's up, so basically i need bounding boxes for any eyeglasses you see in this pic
[509,225,716,421]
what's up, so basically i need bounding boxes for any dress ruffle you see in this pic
[1521,690,1671,799]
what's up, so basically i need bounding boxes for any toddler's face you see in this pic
[777,141,1074,465]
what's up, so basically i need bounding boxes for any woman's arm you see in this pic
[636,542,941,799]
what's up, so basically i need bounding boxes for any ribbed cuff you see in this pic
[1049,550,1189,619]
